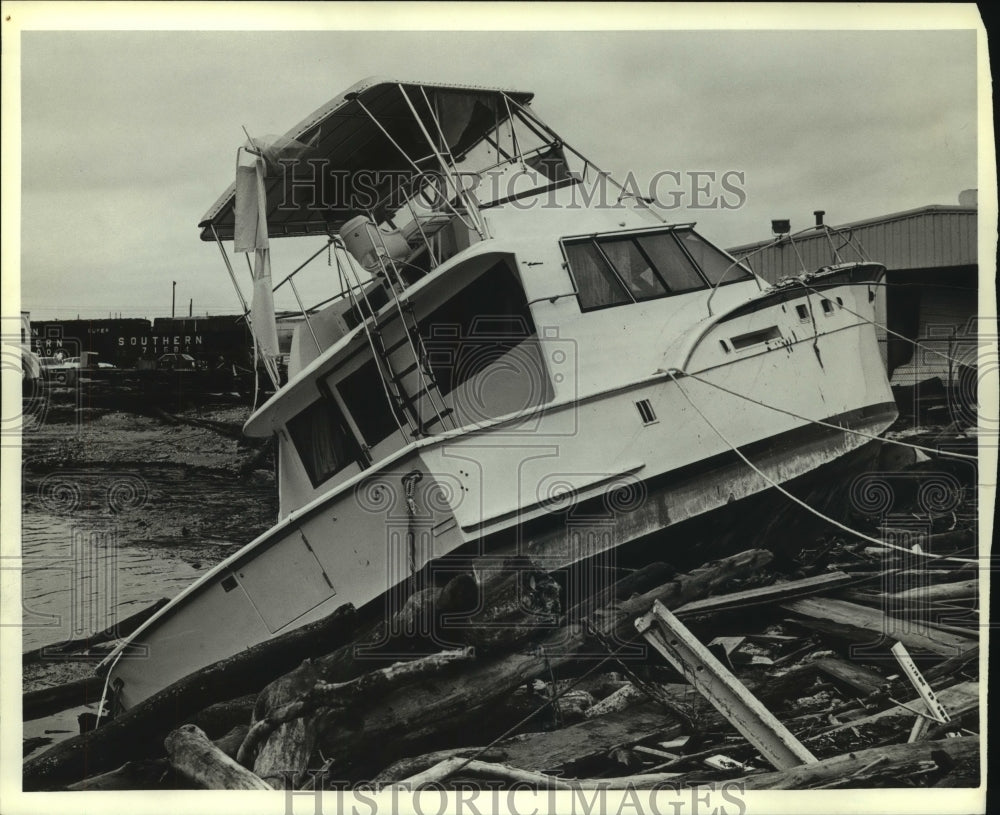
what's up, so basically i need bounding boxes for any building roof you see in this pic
[728,204,978,280]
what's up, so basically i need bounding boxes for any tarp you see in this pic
[233,146,279,367]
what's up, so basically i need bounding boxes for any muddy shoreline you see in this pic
[22,404,272,475]
[21,401,279,701]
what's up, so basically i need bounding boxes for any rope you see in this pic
[94,648,124,728]
[403,470,422,579]
[665,371,978,565]
[796,281,824,367]
[802,281,978,370]
[680,371,977,462]
[251,330,260,409]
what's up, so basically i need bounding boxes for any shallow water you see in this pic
[20,465,277,652]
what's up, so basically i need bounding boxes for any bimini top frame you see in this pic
[198,77,536,242]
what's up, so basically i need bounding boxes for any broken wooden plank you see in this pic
[636,600,817,770]
[393,758,574,790]
[583,683,644,718]
[494,701,679,773]
[811,657,887,696]
[565,561,675,620]
[893,580,978,603]
[673,571,859,617]
[780,597,974,656]
[924,644,979,685]
[708,735,978,790]
[821,680,979,737]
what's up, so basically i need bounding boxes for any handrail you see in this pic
[331,239,412,445]
[365,214,457,434]
[505,95,667,224]
[705,256,760,316]
[272,240,333,292]
[525,289,579,307]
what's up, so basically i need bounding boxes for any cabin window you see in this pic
[635,234,708,293]
[563,228,752,313]
[596,238,669,300]
[674,230,753,286]
[563,242,632,310]
[286,397,363,486]
[338,360,400,446]
[419,261,553,425]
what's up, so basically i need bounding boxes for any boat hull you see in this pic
[104,276,897,708]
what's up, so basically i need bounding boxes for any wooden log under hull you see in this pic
[22,603,356,791]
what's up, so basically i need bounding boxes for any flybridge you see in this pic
[198,78,665,389]
[198,78,655,243]
[199,79,535,241]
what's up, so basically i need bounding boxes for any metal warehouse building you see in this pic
[728,202,979,394]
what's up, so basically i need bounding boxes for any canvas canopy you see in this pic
[199,78,534,242]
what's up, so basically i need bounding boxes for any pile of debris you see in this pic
[22,441,980,793]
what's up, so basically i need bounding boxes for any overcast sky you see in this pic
[9,10,984,320]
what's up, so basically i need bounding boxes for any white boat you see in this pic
[100,78,897,708]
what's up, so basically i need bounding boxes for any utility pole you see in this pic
[189,298,193,318]
[172,281,176,319]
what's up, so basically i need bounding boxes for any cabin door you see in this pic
[235,528,337,633]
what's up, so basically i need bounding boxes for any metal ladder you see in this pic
[365,220,459,436]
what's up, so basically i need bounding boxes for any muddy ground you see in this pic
[20,400,278,695]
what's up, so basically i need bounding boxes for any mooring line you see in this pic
[802,281,981,370]
[680,371,977,462]
[665,371,979,566]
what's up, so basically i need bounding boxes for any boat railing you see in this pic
[715,224,873,315]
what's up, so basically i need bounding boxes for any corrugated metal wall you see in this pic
[728,207,977,282]
[888,291,978,386]
[728,206,979,389]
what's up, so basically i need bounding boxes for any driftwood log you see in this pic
[567,561,676,618]
[371,746,508,786]
[246,659,322,788]
[394,757,574,790]
[165,724,272,790]
[239,649,474,787]
[64,760,176,791]
[308,559,561,689]
[284,549,772,777]
[712,735,979,790]
[23,602,356,790]
[184,693,257,739]
[63,725,248,790]
[23,675,105,721]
